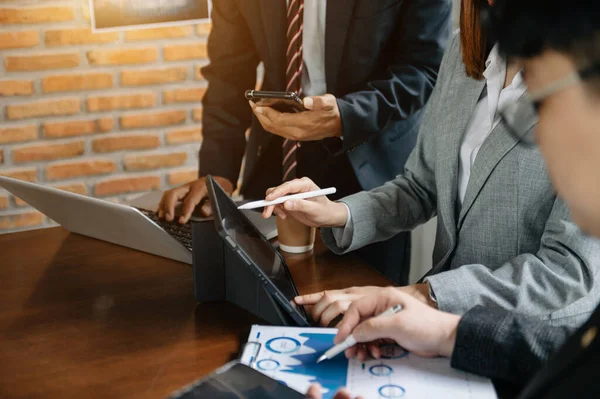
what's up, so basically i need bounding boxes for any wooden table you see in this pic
[0,228,391,398]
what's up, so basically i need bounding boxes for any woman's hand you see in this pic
[335,288,460,360]
[261,177,348,228]
[294,286,385,326]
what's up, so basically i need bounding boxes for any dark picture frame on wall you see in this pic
[89,0,211,32]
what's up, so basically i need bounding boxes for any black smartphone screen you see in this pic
[245,90,306,113]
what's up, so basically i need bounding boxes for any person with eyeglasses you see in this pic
[262,0,600,332]
[304,1,599,398]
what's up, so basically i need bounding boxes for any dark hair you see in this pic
[487,0,600,87]
[460,0,489,80]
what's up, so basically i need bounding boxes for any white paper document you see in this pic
[241,325,497,399]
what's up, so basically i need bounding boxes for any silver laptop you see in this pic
[0,176,277,264]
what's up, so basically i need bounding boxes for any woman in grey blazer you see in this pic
[263,0,600,328]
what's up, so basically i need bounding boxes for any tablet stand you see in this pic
[191,221,296,326]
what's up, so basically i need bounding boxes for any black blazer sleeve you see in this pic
[450,306,573,385]
[336,0,451,151]
[198,0,260,187]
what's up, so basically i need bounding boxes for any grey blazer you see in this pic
[322,34,600,326]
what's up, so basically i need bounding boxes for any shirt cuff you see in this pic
[331,202,353,248]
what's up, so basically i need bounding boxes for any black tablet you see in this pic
[206,175,310,326]
[168,361,305,399]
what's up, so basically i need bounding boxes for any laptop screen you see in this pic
[210,179,305,316]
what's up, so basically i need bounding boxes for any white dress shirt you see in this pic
[457,44,526,204]
[287,0,327,96]
[332,44,527,248]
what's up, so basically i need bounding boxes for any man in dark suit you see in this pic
[159,0,452,284]
[307,0,600,398]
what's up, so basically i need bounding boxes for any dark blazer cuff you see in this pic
[336,98,371,153]
[451,306,515,382]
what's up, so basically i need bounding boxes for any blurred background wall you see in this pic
[0,0,212,233]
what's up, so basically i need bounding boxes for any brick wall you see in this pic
[0,0,212,233]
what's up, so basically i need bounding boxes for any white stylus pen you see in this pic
[237,187,337,210]
[316,304,403,363]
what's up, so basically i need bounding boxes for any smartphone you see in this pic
[168,361,305,399]
[245,90,306,113]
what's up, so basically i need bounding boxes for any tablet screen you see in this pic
[170,363,305,399]
[210,180,305,317]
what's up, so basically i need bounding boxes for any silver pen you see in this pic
[316,304,403,363]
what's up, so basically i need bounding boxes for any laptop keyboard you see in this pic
[138,208,193,251]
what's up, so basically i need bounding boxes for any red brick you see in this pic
[5,53,80,72]
[192,107,203,122]
[43,118,113,138]
[7,98,80,120]
[45,28,118,46]
[0,125,37,144]
[42,73,113,93]
[121,67,187,86]
[0,80,34,96]
[46,159,116,180]
[163,87,206,104]
[0,168,37,182]
[163,43,207,61]
[92,134,160,153]
[87,93,156,112]
[13,141,84,163]
[87,48,157,66]
[0,30,39,50]
[95,175,161,196]
[124,152,187,171]
[0,211,44,230]
[0,7,74,24]
[120,110,187,129]
[166,127,202,145]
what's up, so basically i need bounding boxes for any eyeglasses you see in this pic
[499,63,600,145]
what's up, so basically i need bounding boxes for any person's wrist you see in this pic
[328,201,349,227]
[438,314,460,358]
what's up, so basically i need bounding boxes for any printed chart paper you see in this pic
[241,325,497,399]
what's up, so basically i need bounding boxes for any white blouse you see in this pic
[457,44,526,204]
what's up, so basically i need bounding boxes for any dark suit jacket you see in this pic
[198,0,451,199]
[451,305,599,398]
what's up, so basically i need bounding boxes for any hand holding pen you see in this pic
[329,288,462,361]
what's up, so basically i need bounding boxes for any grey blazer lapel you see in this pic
[436,77,485,253]
[457,97,537,229]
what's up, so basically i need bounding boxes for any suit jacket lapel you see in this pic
[325,0,355,93]
[457,93,537,229]
[434,78,485,267]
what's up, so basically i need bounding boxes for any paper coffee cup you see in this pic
[276,216,316,254]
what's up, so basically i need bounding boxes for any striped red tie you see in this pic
[282,0,303,182]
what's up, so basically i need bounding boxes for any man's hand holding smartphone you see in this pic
[249,93,343,141]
